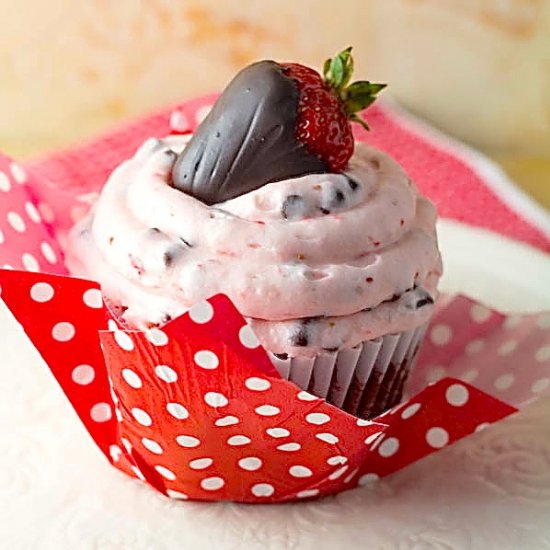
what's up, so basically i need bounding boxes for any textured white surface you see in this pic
[1,219,550,550]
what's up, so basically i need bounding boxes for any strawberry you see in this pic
[281,47,386,172]
[172,48,385,204]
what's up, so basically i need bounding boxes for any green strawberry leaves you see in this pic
[323,47,386,130]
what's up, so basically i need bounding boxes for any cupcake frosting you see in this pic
[66,135,442,356]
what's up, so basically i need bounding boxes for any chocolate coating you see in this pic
[171,61,329,204]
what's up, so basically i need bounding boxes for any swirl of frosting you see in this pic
[66,136,442,355]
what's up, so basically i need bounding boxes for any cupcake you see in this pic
[66,48,442,419]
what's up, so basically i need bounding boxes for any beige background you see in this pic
[1,0,549,206]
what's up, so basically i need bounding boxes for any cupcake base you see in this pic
[269,325,427,419]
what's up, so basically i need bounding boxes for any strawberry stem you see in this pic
[323,47,386,130]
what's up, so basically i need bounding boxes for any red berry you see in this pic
[281,48,386,172]
[281,63,353,171]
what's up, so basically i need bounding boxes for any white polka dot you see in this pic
[145,328,168,346]
[131,408,152,426]
[356,418,373,426]
[378,437,399,458]
[189,458,213,470]
[531,378,550,394]
[195,105,213,123]
[401,403,421,419]
[131,466,146,481]
[238,457,262,471]
[175,435,200,448]
[22,253,39,272]
[0,172,10,192]
[276,442,301,451]
[167,402,189,420]
[115,407,123,422]
[194,350,219,370]
[535,345,550,363]
[114,331,134,351]
[465,339,485,355]
[460,368,479,383]
[426,366,446,383]
[200,476,225,491]
[7,212,25,232]
[296,489,319,498]
[83,288,102,308]
[305,412,330,425]
[470,304,491,323]
[289,465,313,478]
[239,324,260,348]
[297,391,318,401]
[245,377,271,391]
[358,473,379,486]
[109,445,122,462]
[142,438,163,454]
[108,320,119,331]
[504,314,522,329]
[52,321,75,342]
[426,427,449,448]
[255,405,280,416]
[494,373,515,391]
[327,455,347,466]
[251,483,274,497]
[536,313,550,330]
[315,433,339,444]
[155,364,178,383]
[10,163,27,183]
[227,435,251,446]
[169,110,190,132]
[498,339,518,356]
[0,229,4,244]
[328,465,349,481]
[30,282,54,302]
[475,422,491,432]
[72,364,95,385]
[204,392,228,408]
[430,324,453,346]
[214,415,239,427]
[90,402,112,423]
[121,438,132,453]
[188,301,214,324]
[24,201,41,223]
[370,433,385,450]
[155,465,176,481]
[445,384,469,406]
[166,490,188,500]
[364,432,382,445]
[266,427,290,438]
[122,368,142,389]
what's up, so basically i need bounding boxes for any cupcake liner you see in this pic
[0,94,549,504]
[268,326,426,419]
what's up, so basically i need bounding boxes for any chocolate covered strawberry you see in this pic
[172,48,385,204]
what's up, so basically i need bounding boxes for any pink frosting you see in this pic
[66,136,442,356]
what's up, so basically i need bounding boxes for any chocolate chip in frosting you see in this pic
[290,325,309,347]
[333,189,346,204]
[179,237,193,248]
[281,194,305,220]
[416,295,435,309]
[346,176,360,191]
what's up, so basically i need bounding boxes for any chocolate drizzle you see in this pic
[171,61,328,204]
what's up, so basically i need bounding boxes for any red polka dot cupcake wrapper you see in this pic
[0,100,549,502]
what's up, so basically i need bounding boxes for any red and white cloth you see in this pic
[0,97,548,504]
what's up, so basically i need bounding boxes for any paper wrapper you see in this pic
[0,98,549,504]
[269,326,426,419]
